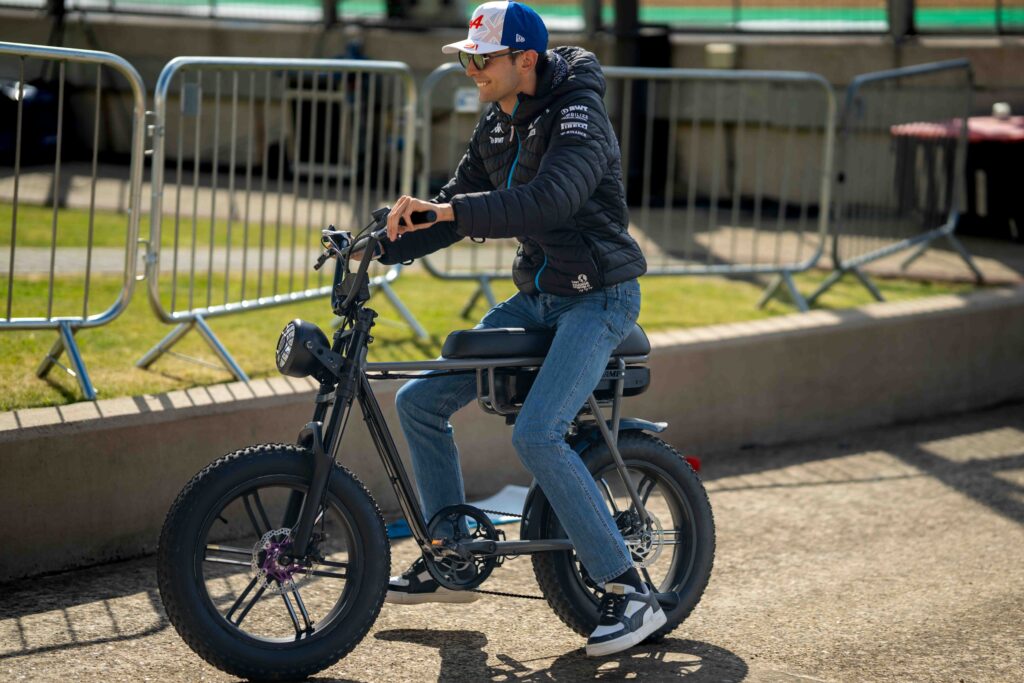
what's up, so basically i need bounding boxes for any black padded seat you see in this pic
[441,324,651,360]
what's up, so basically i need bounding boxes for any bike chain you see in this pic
[465,508,547,601]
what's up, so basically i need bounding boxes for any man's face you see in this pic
[463,50,522,104]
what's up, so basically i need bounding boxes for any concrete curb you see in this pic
[2,286,1023,581]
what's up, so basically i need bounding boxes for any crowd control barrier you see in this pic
[140,57,424,382]
[0,41,146,400]
[808,59,981,304]
[419,63,836,313]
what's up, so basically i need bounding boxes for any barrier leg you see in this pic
[806,268,847,306]
[460,277,497,319]
[782,272,809,312]
[852,267,885,302]
[36,322,97,400]
[137,321,194,370]
[900,239,931,271]
[944,233,985,284]
[756,275,784,309]
[378,281,430,341]
[757,272,809,312]
[194,315,250,382]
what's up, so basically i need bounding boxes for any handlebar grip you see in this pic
[398,210,437,227]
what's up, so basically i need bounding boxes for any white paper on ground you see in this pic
[385,484,530,538]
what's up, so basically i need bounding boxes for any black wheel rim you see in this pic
[566,460,698,608]
[193,474,365,646]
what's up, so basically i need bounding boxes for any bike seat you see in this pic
[441,324,651,360]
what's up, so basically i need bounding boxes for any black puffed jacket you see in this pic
[379,46,647,296]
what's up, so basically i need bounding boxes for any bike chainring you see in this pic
[424,505,502,591]
[250,528,317,595]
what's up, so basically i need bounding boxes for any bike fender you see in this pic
[573,418,668,456]
[518,419,668,541]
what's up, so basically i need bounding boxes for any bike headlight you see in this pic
[275,319,330,378]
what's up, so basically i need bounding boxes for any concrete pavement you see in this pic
[2,400,1022,682]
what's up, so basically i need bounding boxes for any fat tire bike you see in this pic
[156,207,715,681]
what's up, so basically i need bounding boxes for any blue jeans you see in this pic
[395,279,642,585]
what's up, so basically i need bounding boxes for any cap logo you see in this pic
[516,33,525,43]
[464,42,478,49]
[480,16,503,44]
[468,15,484,29]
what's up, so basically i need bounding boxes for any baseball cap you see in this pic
[442,1,548,56]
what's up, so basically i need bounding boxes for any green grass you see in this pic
[0,202,314,251]
[0,269,974,412]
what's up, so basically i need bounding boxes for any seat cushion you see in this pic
[441,324,651,359]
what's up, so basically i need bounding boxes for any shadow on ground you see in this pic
[699,399,1024,527]
[368,629,747,682]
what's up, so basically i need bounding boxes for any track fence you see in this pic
[809,59,980,305]
[0,41,146,400]
[141,57,423,382]
[419,63,836,313]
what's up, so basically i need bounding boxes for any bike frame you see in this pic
[287,219,652,565]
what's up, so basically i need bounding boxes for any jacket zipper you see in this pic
[506,101,546,292]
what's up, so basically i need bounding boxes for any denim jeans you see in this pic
[395,278,642,585]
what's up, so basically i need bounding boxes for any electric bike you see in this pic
[156,207,715,681]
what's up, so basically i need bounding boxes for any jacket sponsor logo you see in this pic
[562,112,589,121]
[527,116,541,138]
[560,104,589,115]
[571,273,593,292]
[489,136,507,145]
[560,120,589,138]
[492,122,503,134]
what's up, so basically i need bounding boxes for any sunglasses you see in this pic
[458,49,524,71]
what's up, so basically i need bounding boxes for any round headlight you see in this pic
[276,319,330,378]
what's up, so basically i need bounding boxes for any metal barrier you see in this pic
[140,57,424,381]
[419,63,836,313]
[0,41,146,400]
[809,59,980,305]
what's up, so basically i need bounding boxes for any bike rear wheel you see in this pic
[529,431,715,642]
[157,444,389,681]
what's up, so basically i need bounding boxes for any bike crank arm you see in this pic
[461,538,575,557]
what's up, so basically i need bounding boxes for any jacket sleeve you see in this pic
[378,115,493,265]
[449,97,610,240]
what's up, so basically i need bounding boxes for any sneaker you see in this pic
[585,583,667,657]
[385,557,481,605]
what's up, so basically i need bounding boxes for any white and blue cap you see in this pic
[442,1,548,55]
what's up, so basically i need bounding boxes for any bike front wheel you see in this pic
[528,431,715,642]
[157,444,389,681]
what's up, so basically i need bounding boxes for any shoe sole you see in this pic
[385,588,481,605]
[585,607,668,657]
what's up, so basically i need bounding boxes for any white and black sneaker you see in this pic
[585,582,667,657]
[385,557,481,605]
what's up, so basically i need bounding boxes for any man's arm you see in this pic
[449,98,610,240]
[378,117,493,265]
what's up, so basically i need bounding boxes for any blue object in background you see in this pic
[385,485,528,539]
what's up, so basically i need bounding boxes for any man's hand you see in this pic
[386,196,454,243]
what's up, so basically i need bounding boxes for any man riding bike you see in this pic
[369,1,655,657]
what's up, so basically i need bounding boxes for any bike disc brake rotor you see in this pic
[250,528,316,595]
[616,509,665,569]
[424,505,500,591]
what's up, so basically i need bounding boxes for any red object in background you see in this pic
[684,456,701,472]
[889,116,1024,242]
[890,116,1024,143]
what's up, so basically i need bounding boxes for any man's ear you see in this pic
[519,49,539,72]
